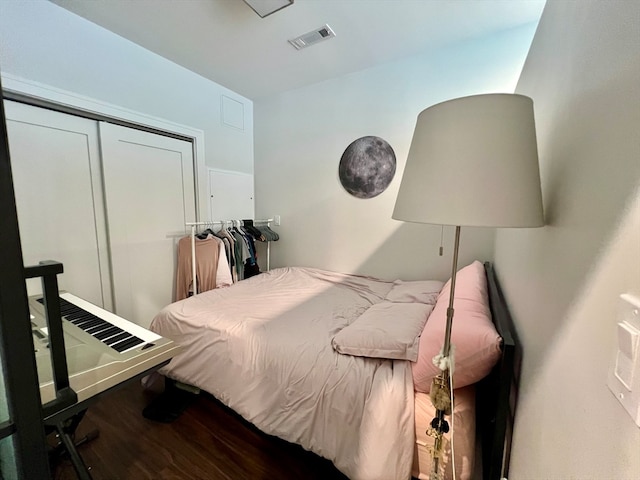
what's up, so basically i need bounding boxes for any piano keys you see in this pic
[29,292,181,406]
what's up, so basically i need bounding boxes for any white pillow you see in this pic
[332,302,434,361]
[385,280,444,304]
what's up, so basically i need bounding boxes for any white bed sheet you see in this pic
[150,267,417,480]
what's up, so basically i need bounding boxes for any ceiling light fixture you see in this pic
[242,0,293,18]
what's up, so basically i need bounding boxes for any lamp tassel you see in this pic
[428,367,452,480]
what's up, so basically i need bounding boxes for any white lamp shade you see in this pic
[393,94,544,228]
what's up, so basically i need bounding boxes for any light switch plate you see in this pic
[608,293,640,427]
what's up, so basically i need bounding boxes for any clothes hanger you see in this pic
[261,225,279,241]
[242,219,264,240]
[196,227,214,240]
[255,225,274,241]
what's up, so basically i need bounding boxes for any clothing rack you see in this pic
[185,218,275,295]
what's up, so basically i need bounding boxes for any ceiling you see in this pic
[51,0,546,100]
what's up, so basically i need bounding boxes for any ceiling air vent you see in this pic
[288,24,336,50]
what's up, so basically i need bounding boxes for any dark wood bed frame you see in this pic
[147,262,521,480]
[477,262,521,480]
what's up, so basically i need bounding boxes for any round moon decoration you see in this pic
[338,136,396,199]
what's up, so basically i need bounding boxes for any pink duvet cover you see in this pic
[150,267,418,480]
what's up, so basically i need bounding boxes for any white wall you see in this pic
[0,0,253,176]
[494,1,640,478]
[254,23,539,281]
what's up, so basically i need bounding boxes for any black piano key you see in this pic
[74,318,103,330]
[67,314,93,323]
[104,332,131,346]
[65,304,82,312]
[38,297,76,315]
[80,320,109,333]
[94,326,122,340]
[65,311,94,321]
[65,314,91,323]
[111,336,144,352]
[70,316,100,328]
[38,296,144,353]
[84,322,110,334]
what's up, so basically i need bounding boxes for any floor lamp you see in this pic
[392,93,544,479]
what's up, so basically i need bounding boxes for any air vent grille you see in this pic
[288,24,336,50]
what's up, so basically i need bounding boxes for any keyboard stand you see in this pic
[25,261,89,477]
[26,261,175,479]
[46,410,96,480]
[42,358,172,479]
[42,357,172,479]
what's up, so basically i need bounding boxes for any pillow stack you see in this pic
[331,279,443,362]
[412,260,502,393]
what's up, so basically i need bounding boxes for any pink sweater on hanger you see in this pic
[175,235,231,301]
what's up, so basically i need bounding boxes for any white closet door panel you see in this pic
[100,123,195,328]
[5,101,112,309]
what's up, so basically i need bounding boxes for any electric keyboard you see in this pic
[30,292,181,406]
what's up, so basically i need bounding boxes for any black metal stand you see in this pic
[46,410,98,480]
[25,261,95,479]
[56,423,92,480]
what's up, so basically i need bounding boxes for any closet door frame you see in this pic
[1,73,208,221]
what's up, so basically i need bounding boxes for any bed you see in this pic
[149,261,519,480]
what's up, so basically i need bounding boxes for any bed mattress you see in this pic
[150,267,416,480]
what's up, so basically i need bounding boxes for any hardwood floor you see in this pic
[51,381,349,480]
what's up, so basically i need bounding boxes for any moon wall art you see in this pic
[338,136,396,199]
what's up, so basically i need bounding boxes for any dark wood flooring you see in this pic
[50,381,349,480]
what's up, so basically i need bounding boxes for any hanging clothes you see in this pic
[213,228,237,283]
[231,228,249,280]
[181,219,279,286]
[255,224,279,241]
[242,219,265,242]
[215,239,233,287]
[239,223,261,279]
[175,235,231,301]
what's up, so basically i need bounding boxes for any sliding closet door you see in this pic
[5,101,112,309]
[99,123,195,328]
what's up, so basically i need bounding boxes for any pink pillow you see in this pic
[412,261,502,393]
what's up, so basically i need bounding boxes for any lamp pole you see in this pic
[430,225,461,479]
[442,226,461,358]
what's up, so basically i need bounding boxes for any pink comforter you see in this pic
[150,267,416,480]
